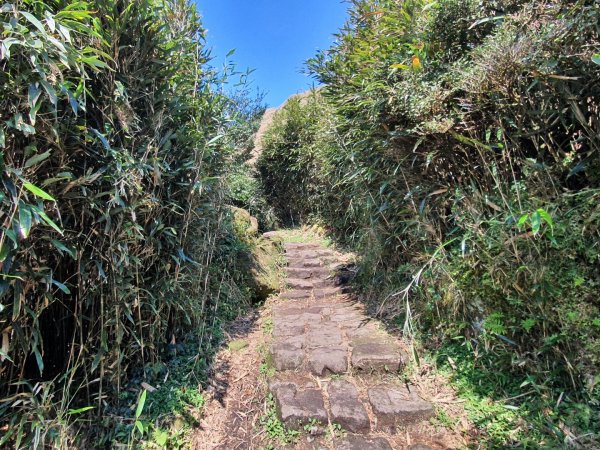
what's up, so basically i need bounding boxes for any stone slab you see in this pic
[287,267,331,280]
[270,381,328,429]
[307,347,348,375]
[368,385,434,427]
[351,339,402,372]
[327,380,370,432]
[306,326,344,347]
[273,323,306,337]
[334,435,392,450]
[282,290,313,300]
[272,341,304,371]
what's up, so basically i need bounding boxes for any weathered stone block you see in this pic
[307,347,348,375]
[269,380,328,429]
[272,341,304,371]
[368,385,434,427]
[351,339,403,372]
[327,380,370,432]
[334,435,392,450]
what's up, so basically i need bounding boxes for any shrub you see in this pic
[0,1,259,446]
[259,0,600,445]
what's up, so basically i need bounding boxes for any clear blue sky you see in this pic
[194,1,348,108]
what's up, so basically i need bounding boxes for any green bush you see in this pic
[0,1,259,447]
[259,0,600,445]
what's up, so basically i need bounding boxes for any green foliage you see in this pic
[258,0,600,445]
[0,1,262,447]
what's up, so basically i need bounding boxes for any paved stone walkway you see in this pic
[268,242,435,449]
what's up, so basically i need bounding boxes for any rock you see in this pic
[293,258,323,268]
[306,326,344,347]
[334,435,392,450]
[271,341,304,370]
[327,380,370,432]
[286,250,320,260]
[269,380,328,429]
[227,205,259,235]
[312,287,344,298]
[287,267,331,280]
[408,445,433,450]
[351,338,403,372]
[287,278,316,290]
[307,347,348,375]
[367,385,434,427]
[273,322,306,338]
[281,290,312,300]
[262,230,280,239]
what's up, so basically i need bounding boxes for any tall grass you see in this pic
[0,1,263,447]
[258,0,599,445]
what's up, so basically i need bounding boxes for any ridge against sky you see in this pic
[195,1,348,107]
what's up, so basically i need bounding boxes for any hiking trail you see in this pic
[197,231,468,449]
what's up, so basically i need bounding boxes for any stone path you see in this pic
[268,242,436,449]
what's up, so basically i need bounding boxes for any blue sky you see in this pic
[194,1,348,107]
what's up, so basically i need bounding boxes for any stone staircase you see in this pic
[268,242,435,449]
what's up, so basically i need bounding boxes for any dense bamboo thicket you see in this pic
[1,1,266,447]
[258,0,599,446]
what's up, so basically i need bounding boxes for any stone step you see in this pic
[280,287,344,300]
[284,242,321,251]
[334,435,393,450]
[268,375,434,435]
[287,258,323,268]
[367,384,435,429]
[269,377,328,429]
[285,249,320,260]
[286,266,331,280]
[270,239,435,440]
[287,278,333,290]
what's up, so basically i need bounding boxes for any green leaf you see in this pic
[32,206,63,235]
[536,208,554,231]
[135,390,147,419]
[50,239,76,258]
[530,211,541,235]
[40,80,58,106]
[67,406,94,415]
[52,279,70,294]
[135,420,144,435]
[592,54,600,66]
[0,243,9,262]
[0,127,5,148]
[18,204,33,238]
[154,429,168,446]
[21,11,46,34]
[517,214,528,227]
[23,183,55,201]
[24,150,51,168]
[390,63,409,70]
[33,346,44,374]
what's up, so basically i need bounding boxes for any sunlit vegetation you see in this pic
[258,0,599,446]
[0,0,269,447]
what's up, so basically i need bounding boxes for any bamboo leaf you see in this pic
[18,204,33,238]
[24,150,52,168]
[52,279,71,294]
[135,390,147,419]
[31,205,63,235]
[67,406,94,415]
[24,183,56,201]
[50,239,76,258]
[21,11,46,34]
